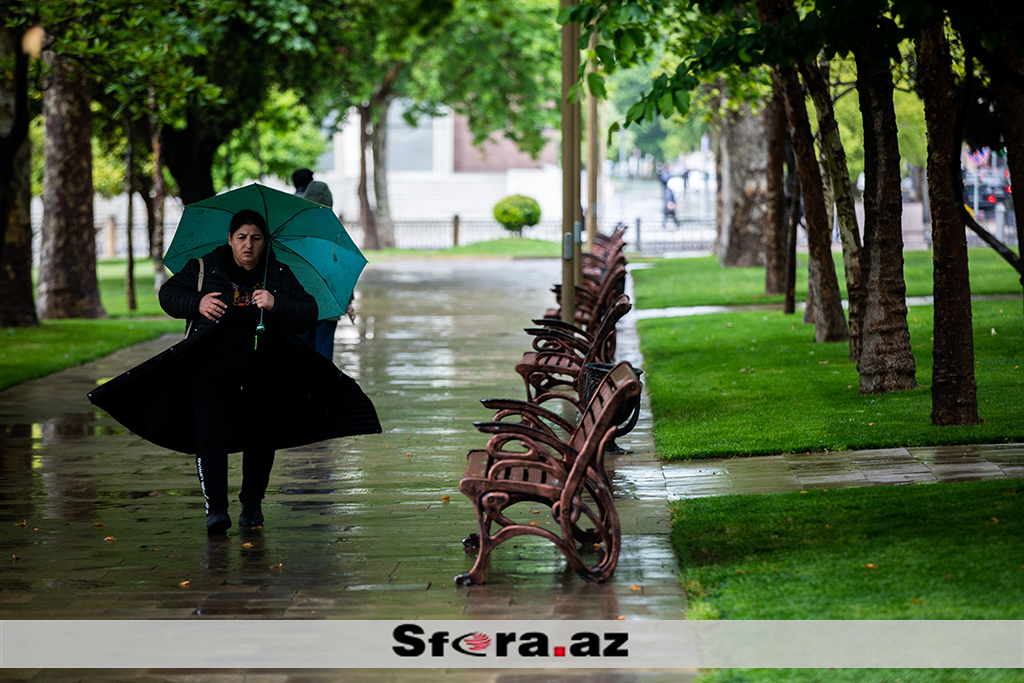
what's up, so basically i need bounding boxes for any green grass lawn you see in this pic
[695,668,1024,683]
[364,237,560,261]
[0,319,181,392]
[673,478,1024,620]
[1,257,180,392]
[631,247,1023,309]
[639,299,1024,459]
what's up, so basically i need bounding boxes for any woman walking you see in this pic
[89,208,381,534]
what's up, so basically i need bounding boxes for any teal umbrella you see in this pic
[164,183,365,320]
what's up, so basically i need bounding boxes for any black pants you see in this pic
[188,360,276,514]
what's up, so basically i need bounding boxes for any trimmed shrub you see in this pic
[493,194,541,236]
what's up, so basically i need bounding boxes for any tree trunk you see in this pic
[0,28,36,327]
[805,128,834,326]
[776,65,848,342]
[148,95,167,291]
[715,102,768,267]
[357,104,380,251]
[0,116,35,327]
[161,113,220,204]
[37,54,106,319]
[993,46,1024,298]
[371,98,396,249]
[801,56,864,360]
[917,21,979,426]
[123,113,137,312]
[854,44,916,394]
[0,28,30,275]
[783,134,799,315]
[765,87,788,294]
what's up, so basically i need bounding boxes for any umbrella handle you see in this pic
[255,314,265,350]
[255,247,271,349]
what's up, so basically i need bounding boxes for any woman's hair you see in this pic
[229,209,269,238]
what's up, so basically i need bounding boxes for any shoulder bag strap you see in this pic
[184,257,205,339]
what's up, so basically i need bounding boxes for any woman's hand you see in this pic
[253,289,275,311]
[198,292,226,320]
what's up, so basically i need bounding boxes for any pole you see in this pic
[585,31,599,257]
[560,0,579,324]
[573,46,583,289]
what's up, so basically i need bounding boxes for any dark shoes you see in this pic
[206,509,231,535]
[238,502,264,528]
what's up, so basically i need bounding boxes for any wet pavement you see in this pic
[2,257,1023,682]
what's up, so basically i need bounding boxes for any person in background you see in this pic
[292,168,334,208]
[292,168,342,359]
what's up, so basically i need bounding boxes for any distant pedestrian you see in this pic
[292,168,334,208]
[292,168,341,359]
[663,186,680,229]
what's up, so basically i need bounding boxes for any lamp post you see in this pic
[561,0,580,324]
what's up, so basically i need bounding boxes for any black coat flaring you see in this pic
[88,245,382,454]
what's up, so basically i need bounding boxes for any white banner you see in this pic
[1,620,1021,668]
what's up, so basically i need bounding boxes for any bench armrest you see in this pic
[479,397,574,435]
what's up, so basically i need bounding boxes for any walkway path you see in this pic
[2,258,1021,683]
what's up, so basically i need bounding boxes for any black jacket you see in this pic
[159,244,317,339]
[88,245,381,454]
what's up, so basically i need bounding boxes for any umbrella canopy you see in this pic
[164,183,365,319]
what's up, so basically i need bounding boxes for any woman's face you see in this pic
[229,224,266,270]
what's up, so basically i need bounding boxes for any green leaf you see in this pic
[587,72,607,99]
[595,44,615,67]
[627,28,646,51]
[673,89,691,116]
[606,120,620,147]
[567,82,583,105]
[658,91,673,117]
[615,30,635,58]
[628,3,649,22]
[625,100,645,123]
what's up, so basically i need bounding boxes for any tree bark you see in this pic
[0,115,36,327]
[0,28,31,297]
[854,43,916,393]
[37,54,106,319]
[917,21,979,426]
[161,114,219,204]
[357,104,380,251]
[371,98,396,249]
[148,94,167,291]
[123,113,137,312]
[776,65,848,342]
[801,57,864,360]
[715,102,768,267]
[783,133,799,315]
[765,87,788,294]
[0,28,36,327]
[993,46,1024,297]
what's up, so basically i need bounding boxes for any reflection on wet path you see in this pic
[0,258,685,621]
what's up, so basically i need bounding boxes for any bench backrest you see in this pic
[581,263,627,331]
[578,294,631,375]
[566,360,641,461]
